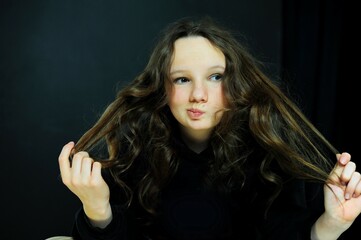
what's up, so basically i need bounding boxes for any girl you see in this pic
[59,17,361,239]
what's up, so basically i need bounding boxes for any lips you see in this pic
[187,108,205,119]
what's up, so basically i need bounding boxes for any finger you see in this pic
[355,180,361,198]
[340,161,356,184]
[70,152,88,187]
[338,152,351,165]
[345,171,361,200]
[58,141,75,182]
[91,161,103,183]
[330,152,352,182]
[81,157,94,183]
[71,151,90,176]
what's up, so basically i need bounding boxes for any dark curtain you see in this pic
[281,1,359,238]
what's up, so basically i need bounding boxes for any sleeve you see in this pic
[71,204,127,240]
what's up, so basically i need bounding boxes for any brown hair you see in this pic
[74,16,337,216]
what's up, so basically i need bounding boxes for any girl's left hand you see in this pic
[324,152,361,229]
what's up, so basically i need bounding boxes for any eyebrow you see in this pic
[170,65,225,75]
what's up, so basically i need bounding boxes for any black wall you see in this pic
[1,0,358,239]
[0,1,281,239]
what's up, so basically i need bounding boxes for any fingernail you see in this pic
[345,193,350,200]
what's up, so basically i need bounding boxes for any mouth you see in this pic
[187,108,205,119]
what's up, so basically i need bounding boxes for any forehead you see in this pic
[171,36,225,69]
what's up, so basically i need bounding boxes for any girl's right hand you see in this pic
[58,141,112,228]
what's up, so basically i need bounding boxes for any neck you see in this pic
[180,127,212,153]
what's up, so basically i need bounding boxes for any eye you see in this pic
[209,73,222,81]
[173,77,190,85]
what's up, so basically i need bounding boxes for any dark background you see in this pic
[0,0,358,239]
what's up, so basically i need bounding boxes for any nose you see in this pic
[190,81,207,102]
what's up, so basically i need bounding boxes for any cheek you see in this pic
[168,88,187,106]
[214,87,227,108]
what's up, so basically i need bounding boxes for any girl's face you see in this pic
[167,36,227,141]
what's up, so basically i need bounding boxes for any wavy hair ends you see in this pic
[73,16,339,217]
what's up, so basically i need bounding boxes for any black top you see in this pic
[71,136,324,240]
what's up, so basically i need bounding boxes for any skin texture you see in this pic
[167,37,227,152]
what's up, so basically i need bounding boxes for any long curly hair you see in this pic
[73,16,337,216]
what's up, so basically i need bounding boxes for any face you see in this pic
[167,36,227,140]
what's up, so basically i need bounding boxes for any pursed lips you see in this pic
[187,108,205,119]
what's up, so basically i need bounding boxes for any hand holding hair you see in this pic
[311,152,361,239]
[58,141,112,229]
